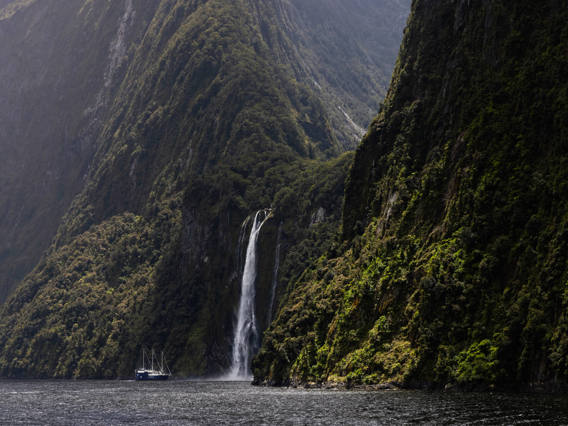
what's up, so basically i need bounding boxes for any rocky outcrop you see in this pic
[0,0,408,378]
[254,0,568,390]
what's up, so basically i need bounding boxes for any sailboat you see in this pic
[135,348,171,381]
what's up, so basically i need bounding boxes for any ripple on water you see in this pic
[0,380,567,425]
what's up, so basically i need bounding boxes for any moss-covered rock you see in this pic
[0,0,407,378]
[254,0,568,391]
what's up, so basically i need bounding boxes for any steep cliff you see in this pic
[277,0,410,148]
[0,0,408,377]
[0,0,408,303]
[254,0,568,390]
[0,0,157,302]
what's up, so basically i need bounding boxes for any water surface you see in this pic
[0,380,567,425]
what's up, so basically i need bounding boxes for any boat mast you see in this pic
[163,352,172,375]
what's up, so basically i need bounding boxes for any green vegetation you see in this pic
[0,0,405,378]
[0,0,156,302]
[0,0,406,305]
[0,0,38,20]
[254,0,568,390]
[0,213,165,377]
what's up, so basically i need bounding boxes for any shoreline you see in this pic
[254,379,568,394]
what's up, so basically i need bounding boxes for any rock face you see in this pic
[277,0,410,148]
[254,0,568,390]
[0,0,408,377]
[0,0,151,302]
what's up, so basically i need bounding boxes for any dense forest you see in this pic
[2,0,567,392]
[254,0,568,391]
[0,0,408,377]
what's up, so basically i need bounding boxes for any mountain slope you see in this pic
[254,0,568,390]
[0,0,408,303]
[0,0,157,302]
[0,0,408,378]
[276,0,410,148]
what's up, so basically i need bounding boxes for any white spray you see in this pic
[267,222,282,325]
[227,209,272,380]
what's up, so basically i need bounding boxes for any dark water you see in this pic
[0,380,567,425]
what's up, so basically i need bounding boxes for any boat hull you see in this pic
[135,371,169,381]
[135,349,171,380]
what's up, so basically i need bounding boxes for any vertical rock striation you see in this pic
[254,0,568,391]
[0,0,408,378]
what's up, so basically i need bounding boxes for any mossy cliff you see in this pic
[254,0,568,390]
[0,0,407,377]
[0,0,408,304]
[0,0,157,302]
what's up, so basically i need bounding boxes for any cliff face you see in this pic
[0,0,157,302]
[0,0,408,377]
[254,0,568,390]
[276,0,410,148]
[0,0,408,303]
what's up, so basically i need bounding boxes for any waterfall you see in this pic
[236,214,253,276]
[105,0,135,89]
[267,222,282,325]
[80,0,135,154]
[227,209,272,380]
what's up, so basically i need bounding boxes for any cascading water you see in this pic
[267,222,282,325]
[227,209,272,380]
